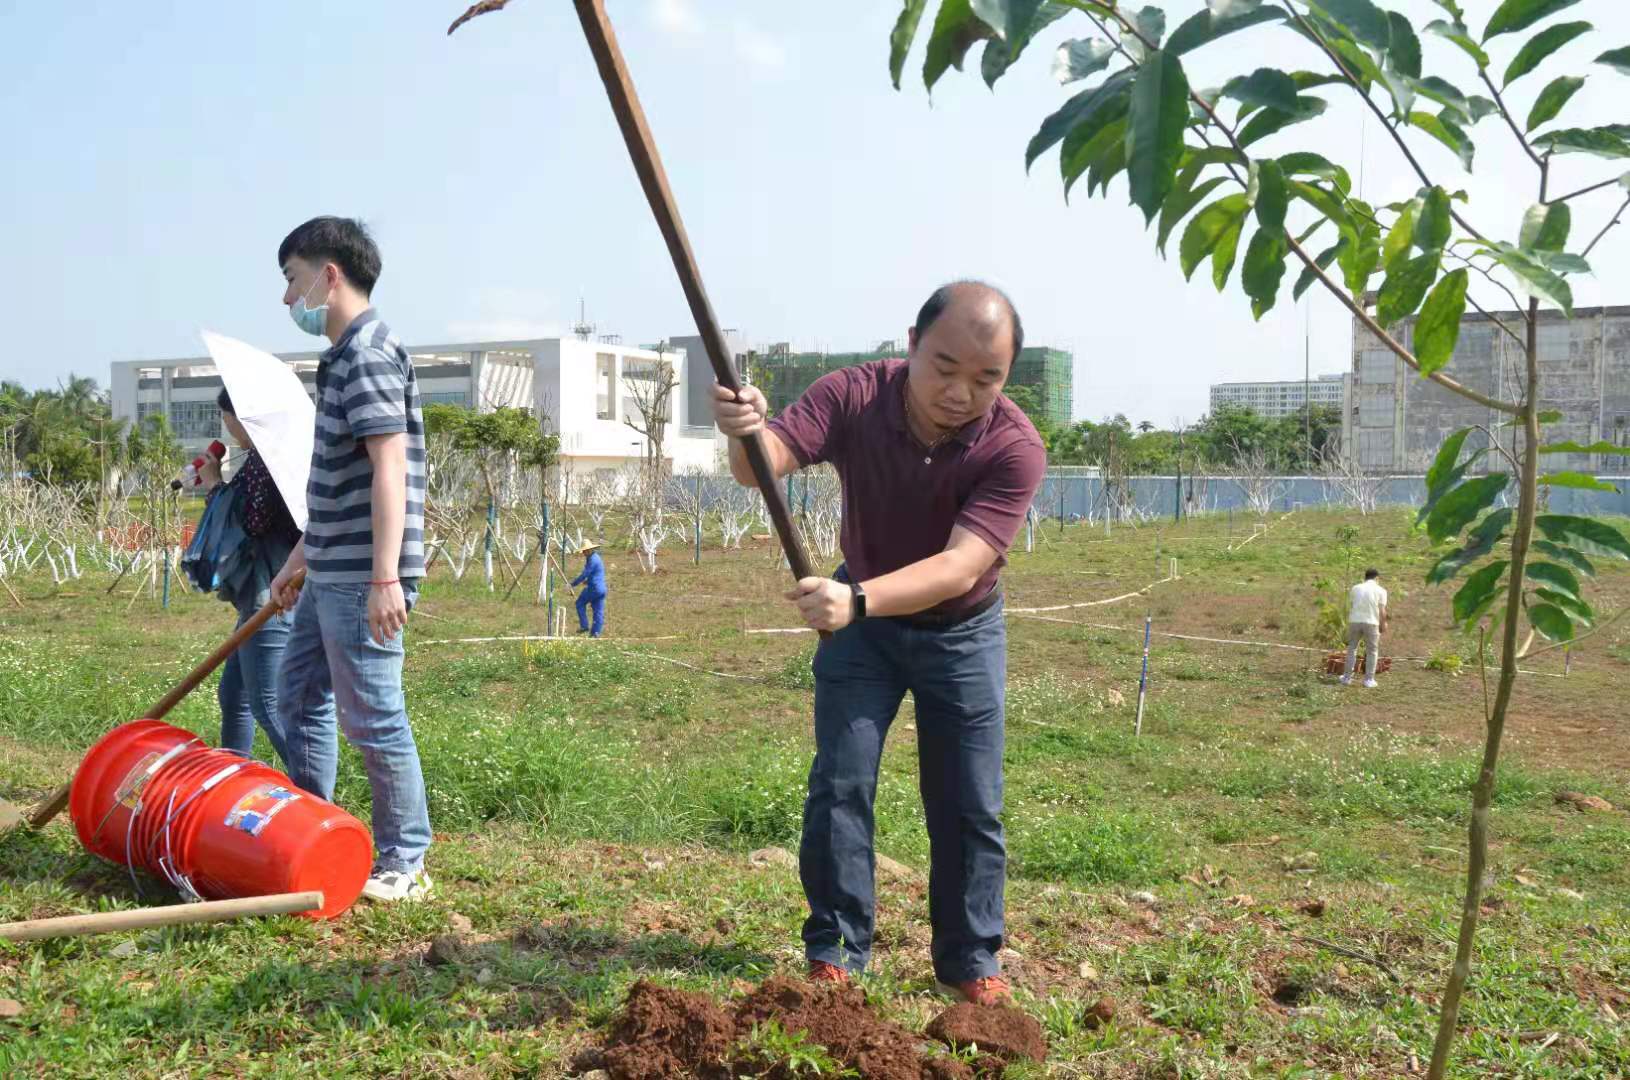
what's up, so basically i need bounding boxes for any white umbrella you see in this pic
[199,330,315,531]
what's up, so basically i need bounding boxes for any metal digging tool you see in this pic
[448,0,824,613]
[23,569,307,830]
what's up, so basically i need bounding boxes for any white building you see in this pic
[110,337,720,491]
[1209,373,1348,419]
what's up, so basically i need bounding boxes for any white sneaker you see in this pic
[1363,679,1379,689]
[1339,675,1352,685]
[361,868,433,903]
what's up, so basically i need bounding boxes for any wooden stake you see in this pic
[1134,614,1152,737]
[0,891,323,941]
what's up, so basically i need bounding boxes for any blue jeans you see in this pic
[576,591,606,636]
[801,599,1007,983]
[277,580,432,875]
[217,598,299,764]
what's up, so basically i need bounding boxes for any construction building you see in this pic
[1209,373,1348,419]
[1344,305,1630,474]
[751,342,1075,427]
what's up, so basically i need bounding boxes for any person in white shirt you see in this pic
[1341,568,1389,688]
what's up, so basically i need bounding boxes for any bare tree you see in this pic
[1321,450,1389,516]
[622,350,679,493]
[803,464,842,560]
[716,483,756,550]
[1228,440,1288,518]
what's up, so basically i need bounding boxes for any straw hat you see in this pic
[576,540,602,555]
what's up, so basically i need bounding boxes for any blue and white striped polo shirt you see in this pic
[304,309,427,583]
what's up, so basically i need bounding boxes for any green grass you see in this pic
[2,508,1629,1077]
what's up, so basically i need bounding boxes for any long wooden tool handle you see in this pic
[27,568,309,830]
[570,0,820,586]
[0,891,323,941]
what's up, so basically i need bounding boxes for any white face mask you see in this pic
[289,272,331,336]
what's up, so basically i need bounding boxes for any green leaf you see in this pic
[1519,202,1571,252]
[980,1,1069,86]
[1293,237,1345,300]
[1134,5,1167,48]
[1484,0,1583,41]
[1382,201,1418,266]
[1410,111,1475,169]
[1534,515,1630,560]
[1534,589,1593,625]
[1242,227,1288,318]
[1453,560,1508,624]
[1491,245,1574,315]
[1415,187,1453,253]
[1536,410,1564,424]
[1532,539,1594,578]
[1222,68,1301,115]
[1427,506,1512,584]
[970,0,1039,40]
[1212,211,1247,291]
[1309,0,1390,49]
[1539,471,1620,492]
[1525,559,1582,600]
[924,0,996,91]
[1410,76,1472,120]
[1158,176,1227,254]
[1127,50,1191,223]
[1415,269,1470,375]
[1526,75,1586,132]
[1531,126,1630,159]
[1466,95,1500,122]
[1376,252,1439,325]
[1425,19,1490,69]
[1179,194,1250,280]
[1209,0,1263,15]
[1503,21,1592,86]
[1599,46,1630,76]
[1061,95,1131,194]
[1388,11,1422,78]
[1053,38,1115,84]
[1239,97,1328,147]
[890,0,930,90]
[1427,473,1509,544]
[1277,151,1351,193]
[1166,3,1286,56]
[1087,128,1130,196]
[1026,69,1135,169]
[1535,251,1591,273]
[1337,217,1382,296]
[1253,160,1288,229]
[1539,440,1630,455]
[1423,428,1473,512]
[1527,602,1575,641]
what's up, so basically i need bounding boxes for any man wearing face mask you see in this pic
[267,216,434,903]
[712,281,1045,1005]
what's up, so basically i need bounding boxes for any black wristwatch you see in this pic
[849,581,867,622]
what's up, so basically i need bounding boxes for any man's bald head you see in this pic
[912,281,1025,366]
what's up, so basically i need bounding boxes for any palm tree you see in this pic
[1137,420,1155,434]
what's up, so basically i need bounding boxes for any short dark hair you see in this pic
[913,280,1025,365]
[278,216,382,297]
[216,387,234,416]
[1365,568,1380,580]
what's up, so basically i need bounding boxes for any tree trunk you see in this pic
[1427,299,1542,1079]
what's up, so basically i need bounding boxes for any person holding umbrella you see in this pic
[187,388,333,763]
[571,539,607,637]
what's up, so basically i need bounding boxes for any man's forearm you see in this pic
[860,552,983,618]
[371,459,406,580]
[727,439,756,486]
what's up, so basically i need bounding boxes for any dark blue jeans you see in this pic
[800,599,1007,984]
[217,597,294,764]
[576,590,606,636]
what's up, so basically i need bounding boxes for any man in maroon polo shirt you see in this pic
[713,281,1045,1005]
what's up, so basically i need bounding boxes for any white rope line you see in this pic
[417,634,680,646]
[1006,573,1177,614]
[612,647,768,682]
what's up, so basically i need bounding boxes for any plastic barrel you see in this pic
[70,719,372,918]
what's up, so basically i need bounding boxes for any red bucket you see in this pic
[70,719,372,918]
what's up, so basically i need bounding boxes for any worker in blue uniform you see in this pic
[571,540,608,637]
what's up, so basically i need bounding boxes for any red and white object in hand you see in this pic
[175,441,227,489]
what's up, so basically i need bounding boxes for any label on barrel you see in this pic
[223,784,302,838]
[114,752,162,809]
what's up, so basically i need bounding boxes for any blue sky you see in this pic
[4,1,1628,425]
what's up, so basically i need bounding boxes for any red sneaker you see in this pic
[808,960,851,985]
[934,975,1012,1006]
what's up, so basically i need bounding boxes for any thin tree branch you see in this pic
[1545,175,1624,205]
[1478,69,1543,171]
[1478,626,1489,724]
[1447,249,1530,329]
[1580,194,1630,260]
[1287,6,1490,245]
[1470,424,1522,473]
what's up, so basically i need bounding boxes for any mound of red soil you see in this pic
[924,1003,1047,1063]
[586,976,1045,1079]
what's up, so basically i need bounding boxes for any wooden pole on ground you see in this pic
[1134,614,1152,737]
[0,891,323,941]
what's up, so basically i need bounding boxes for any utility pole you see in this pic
[1304,302,1312,471]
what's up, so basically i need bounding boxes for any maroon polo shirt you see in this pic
[768,359,1046,615]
